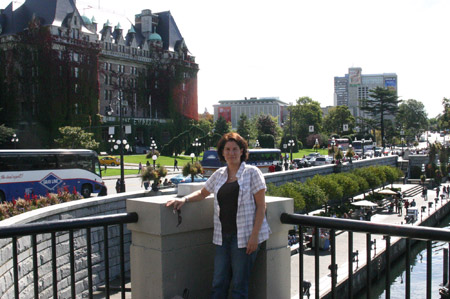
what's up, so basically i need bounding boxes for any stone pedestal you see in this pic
[127,193,293,299]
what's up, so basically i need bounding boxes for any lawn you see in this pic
[103,149,329,165]
[101,168,140,177]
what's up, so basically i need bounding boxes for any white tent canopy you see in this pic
[351,200,378,207]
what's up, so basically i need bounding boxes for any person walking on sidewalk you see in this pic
[174,157,179,171]
[437,186,441,198]
[138,162,142,174]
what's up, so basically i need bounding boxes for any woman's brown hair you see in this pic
[217,132,249,163]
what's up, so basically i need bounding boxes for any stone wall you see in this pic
[0,191,147,299]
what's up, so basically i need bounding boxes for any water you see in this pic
[356,213,450,298]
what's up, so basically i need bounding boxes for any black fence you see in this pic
[0,212,138,299]
[280,213,450,299]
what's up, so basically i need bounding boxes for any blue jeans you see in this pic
[211,233,259,299]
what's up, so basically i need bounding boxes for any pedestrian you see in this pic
[104,163,107,173]
[404,199,409,209]
[142,179,150,190]
[115,179,121,193]
[174,157,179,171]
[423,186,428,200]
[138,162,142,174]
[146,160,150,167]
[398,200,403,216]
[436,186,440,198]
[166,132,270,298]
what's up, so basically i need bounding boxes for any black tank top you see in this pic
[217,180,239,234]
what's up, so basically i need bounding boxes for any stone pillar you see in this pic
[127,193,293,299]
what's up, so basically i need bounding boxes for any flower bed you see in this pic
[0,187,81,220]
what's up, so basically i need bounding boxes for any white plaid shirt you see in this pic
[204,162,271,248]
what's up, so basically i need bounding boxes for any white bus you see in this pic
[201,148,282,176]
[0,149,106,202]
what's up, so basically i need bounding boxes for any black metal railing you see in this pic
[280,213,450,299]
[0,212,138,299]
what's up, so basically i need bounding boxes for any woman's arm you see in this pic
[246,188,266,254]
[166,187,211,210]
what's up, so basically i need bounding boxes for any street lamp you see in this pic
[152,154,157,168]
[401,137,405,156]
[421,164,426,193]
[150,138,157,154]
[192,138,201,161]
[11,134,19,149]
[362,138,365,158]
[108,135,115,153]
[107,96,126,193]
[190,153,195,163]
[288,139,295,163]
[315,138,319,152]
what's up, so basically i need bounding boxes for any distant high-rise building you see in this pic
[213,97,288,129]
[334,67,397,119]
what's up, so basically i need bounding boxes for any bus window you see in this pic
[39,155,57,170]
[58,154,77,169]
[0,156,17,171]
[78,155,93,172]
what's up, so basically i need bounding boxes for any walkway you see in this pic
[290,183,449,298]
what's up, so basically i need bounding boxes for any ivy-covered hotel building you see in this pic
[0,0,198,149]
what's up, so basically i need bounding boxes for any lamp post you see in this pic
[108,135,115,153]
[152,154,157,168]
[150,138,157,154]
[421,163,426,193]
[107,96,126,193]
[192,138,201,161]
[331,137,336,160]
[288,139,295,163]
[362,138,365,158]
[11,134,19,149]
[190,153,195,163]
[315,138,319,152]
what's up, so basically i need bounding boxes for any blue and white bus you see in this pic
[201,148,282,176]
[0,149,106,202]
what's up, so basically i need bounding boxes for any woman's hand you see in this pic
[166,198,186,210]
[246,234,258,254]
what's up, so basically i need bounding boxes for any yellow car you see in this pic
[99,156,120,166]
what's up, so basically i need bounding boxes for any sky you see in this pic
[2,0,449,118]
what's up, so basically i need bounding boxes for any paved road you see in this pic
[290,183,450,298]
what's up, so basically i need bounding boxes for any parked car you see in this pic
[293,158,311,168]
[99,156,120,166]
[170,174,208,185]
[313,156,333,166]
[374,147,383,157]
[364,150,374,158]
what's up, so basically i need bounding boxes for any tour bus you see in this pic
[201,148,282,177]
[327,138,350,151]
[0,149,106,202]
[352,139,374,156]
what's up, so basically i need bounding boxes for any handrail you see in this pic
[0,212,138,238]
[280,212,450,242]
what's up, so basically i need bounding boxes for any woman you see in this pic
[166,132,270,298]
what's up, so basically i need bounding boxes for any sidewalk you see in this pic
[291,183,450,298]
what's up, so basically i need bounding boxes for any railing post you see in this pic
[444,248,449,287]
[366,233,371,299]
[385,236,391,299]
[406,238,411,299]
[348,232,353,299]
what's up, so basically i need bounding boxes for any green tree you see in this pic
[290,97,323,146]
[256,114,278,138]
[236,113,251,140]
[359,87,401,148]
[307,175,343,212]
[329,173,359,200]
[0,124,15,146]
[396,99,428,141]
[54,126,99,149]
[214,116,231,136]
[323,106,355,136]
[438,98,450,131]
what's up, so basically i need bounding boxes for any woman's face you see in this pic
[223,140,243,166]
